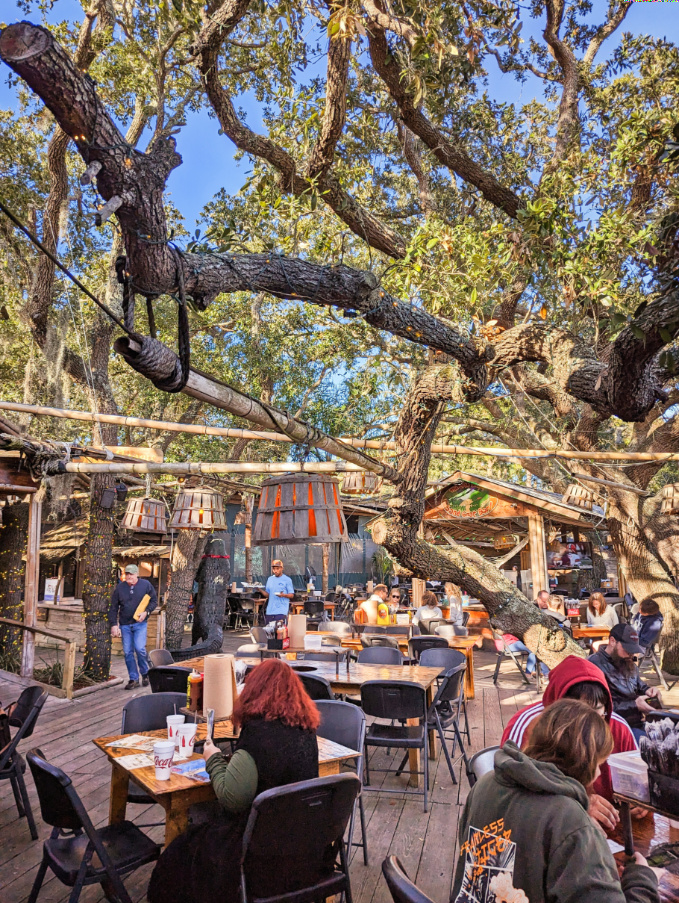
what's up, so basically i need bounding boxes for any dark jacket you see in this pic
[631,613,664,651]
[451,742,659,903]
[108,578,157,627]
[589,648,650,729]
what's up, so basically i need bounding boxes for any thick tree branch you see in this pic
[396,121,434,218]
[583,1,633,67]
[364,10,523,219]
[305,27,351,183]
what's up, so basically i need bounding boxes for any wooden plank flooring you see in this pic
[0,634,672,903]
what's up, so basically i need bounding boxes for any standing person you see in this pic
[148,659,320,903]
[262,559,295,625]
[358,584,388,625]
[501,656,639,828]
[588,592,620,629]
[108,564,157,690]
[453,699,661,903]
[631,599,664,652]
[589,624,662,740]
[443,582,465,627]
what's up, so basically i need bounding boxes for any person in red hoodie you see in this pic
[501,655,640,831]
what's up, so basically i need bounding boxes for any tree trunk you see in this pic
[0,502,28,665]
[244,496,254,584]
[81,474,116,680]
[165,530,206,651]
[606,491,679,673]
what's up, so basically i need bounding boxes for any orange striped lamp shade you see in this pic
[253,474,348,546]
[122,496,169,534]
[169,487,227,530]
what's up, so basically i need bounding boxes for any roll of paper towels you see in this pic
[288,614,307,648]
[203,653,237,719]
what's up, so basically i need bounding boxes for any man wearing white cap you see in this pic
[262,559,295,625]
[109,564,157,689]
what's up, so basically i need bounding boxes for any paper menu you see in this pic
[106,735,157,751]
[114,753,155,771]
[171,758,210,783]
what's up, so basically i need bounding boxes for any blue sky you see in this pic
[2,1,679,230]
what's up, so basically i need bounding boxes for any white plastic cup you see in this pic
[166,714,185,747]
[153,740,175,780]
[176,722,197,757]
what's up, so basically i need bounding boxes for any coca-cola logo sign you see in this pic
[154,755,174,769]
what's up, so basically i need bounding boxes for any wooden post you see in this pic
[244,496,254,583]
[527,510,549,600]
[411,578,425,607]
[322,543,330,594]
[62,639,76,700]
[20,495,42,678]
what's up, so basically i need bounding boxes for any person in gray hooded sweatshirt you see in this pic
[452,699,660,903]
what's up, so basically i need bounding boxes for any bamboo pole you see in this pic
[63,461,365,475]
[4,400,679,464]
[571,473,650,496]
[20,495,41,679]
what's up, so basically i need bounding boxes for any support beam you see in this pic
[20,495,41,678]
[61,461,365,475]
[527,510,549,601]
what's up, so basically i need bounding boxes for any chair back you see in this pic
[430,663,466,708]
[419,648,465,672]
[7,686,47,736]
[382,856,435,903]
[303,651,343,662]
[241,774,360,901]
[298,672,335,700]
[467,745,500,787]
[408,635,447,662]
[360,681,426,722]
[321,635,342,647]
[305,599,325,616]
[418,618,443,635]
[492,629,508,652]
[357,646,403,665]
[122,692,189,733]
[361,634,401,650]
[461,611,470,626]
[251,626,268,644]
[386,625,409,636]
[149,649,174,668]
[315,700,366,776]
[27,749,92,832]
[319,621,352,637]
[148,666,191,694]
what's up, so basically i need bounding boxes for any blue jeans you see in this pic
[508,641,549,676]
[120,622,149,681]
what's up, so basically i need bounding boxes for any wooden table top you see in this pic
[611,794,679,901]
[572,625,611,638]
[94,729,360,798]
[180,655,442,691]
[336,634,481,652]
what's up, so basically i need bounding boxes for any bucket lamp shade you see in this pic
[170,487,227,530]
[253,473,348,546]
[122,496,168,534]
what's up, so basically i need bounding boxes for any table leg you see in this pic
[407,685,438,788]
[109,764,129,825]
[620,801,635,857]
[161,797,190,847]
[465,649,475,699]
[319,761,341,778]
[427,685,437,759]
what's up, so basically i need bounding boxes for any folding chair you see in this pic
[466,745,500,787]
[0,686,48,840]
[382,855,435,903]
[147,665,191,694]
[491,631,530,685]
[148,649,174,667]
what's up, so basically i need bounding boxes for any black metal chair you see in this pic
[352,623,386,635]
[382,856,435,903]
[0,686,48,840]
[148,666,191,694]
[298,672,335,700]
[361,681,430,811]
[386,625,410,635]
[419,647,470,744]
[639,623,669,689]
[361,634,401,650]
[467,745,500,787]
[316,700,369,866]
[417,618,444,636]
[304,598,326,627]
[408,635,447,663]
[357,646,403,665]
[121,692,189,820]
[26,749,160,903]
[148,648,174,667]
[239,773,360,903]
[435,622,468,639]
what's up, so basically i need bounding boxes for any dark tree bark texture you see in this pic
[165,529,206,651]
[81,473,116,679]
[0,502,28,664]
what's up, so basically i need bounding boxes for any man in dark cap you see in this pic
[589,623,663,740]
[109,564,157,689]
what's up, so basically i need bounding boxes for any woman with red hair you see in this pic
[148,659,320,903]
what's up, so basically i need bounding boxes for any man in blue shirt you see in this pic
[263,559,295,624]
[109,564,157,689]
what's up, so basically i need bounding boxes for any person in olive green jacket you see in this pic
[452,699,661,903]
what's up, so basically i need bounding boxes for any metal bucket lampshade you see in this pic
[170,487,226,530]
[562,484,594,511]
[661,483,679,514]
[253,473,348,546]
[341,471,382,495]
[122,496,169,533]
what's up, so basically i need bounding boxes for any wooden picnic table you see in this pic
[181,655,442,787]
[336,633,481,699]
[572,625,611,640]
[613,792,679,902]
[94,726,360,847]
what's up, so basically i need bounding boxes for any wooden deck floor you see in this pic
[0,635,673,903]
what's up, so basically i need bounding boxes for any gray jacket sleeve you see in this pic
[547,823,659,903]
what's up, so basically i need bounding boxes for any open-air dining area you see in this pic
[3,1,679,901]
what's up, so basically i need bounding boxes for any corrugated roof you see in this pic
[112,545,170,559]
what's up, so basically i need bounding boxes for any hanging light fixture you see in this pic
[341,471,382,495]
[122,476,168,533]
[170,486,226,530]
[253,473,348,546]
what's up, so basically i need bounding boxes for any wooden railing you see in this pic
[0,617,77,699]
